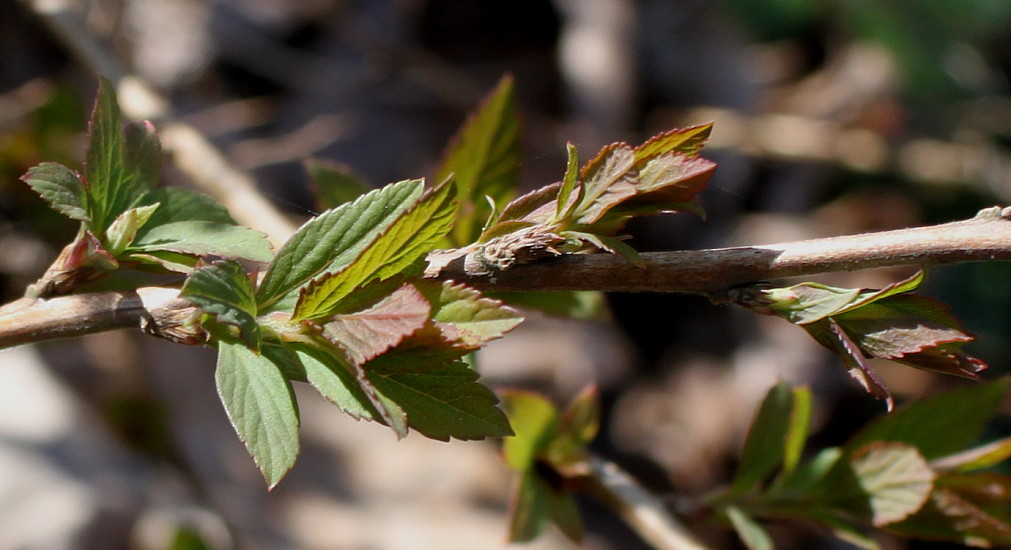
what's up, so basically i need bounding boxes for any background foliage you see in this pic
[2,1,1011,549]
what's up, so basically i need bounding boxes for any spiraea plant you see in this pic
[9,75,1011,549]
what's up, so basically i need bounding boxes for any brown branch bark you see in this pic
[430,206,1011,297]
[2,207,1008,349]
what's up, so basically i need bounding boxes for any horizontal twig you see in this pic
[1,207,1008,350]
[430,206,1011,297]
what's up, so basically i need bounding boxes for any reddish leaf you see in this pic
[314,283,431,366]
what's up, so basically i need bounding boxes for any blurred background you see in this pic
[2,0,1011,548]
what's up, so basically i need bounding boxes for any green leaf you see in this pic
[181,260,260,349]
[105,203,159,256]
[890,486,1011,547]
[84,79,160,235]
[554,142,581,222]
[420,280,524,347]
[292,344,378,422]
[292,180,457,321]
[632,123,713,165]
[846,378,1008,460]
[304,157,371,211]
[215,339,300,488]
[508,470,553,542]
[121,250,200,273]
[573,143,637,225]
[849,442,934,526]
[136,187,236,227]
[547,385,600,464]
[256,179,424,310]
[129,220,273,263]
[21,162,90,222]
[783,386,812,475]
[314,283,431,365]
[930,435,1011,473]
[726,506,774,550]
[732,382,795,494]
[435,75,520,245]
[501,390,559,470]
[365,351,513,441]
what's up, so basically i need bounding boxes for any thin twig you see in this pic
[2,207,1008,349]
[17,0,296,246]
[578,455,710,550]
[429,206,1011,297]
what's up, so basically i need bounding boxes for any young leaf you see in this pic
[930,436,1011,473]
[313,283,431,365]
[731,382,795,495]
[846,378,1008,460]
[554,142,581,222]
[136,187,236,227]
[501,390,561,471]
[726,506,774,550]
[632,123,713,164]
[364,351,513,441]
[304,157,371,211]
[419,280,524,347]
[849,442,935,526]
[129,221,273,263]
[509,470,554,542]
[292,180,457,321]
[84,79,160,235]
[783,386,813,475]
[181,260,260,349]
[488,290,610,321]
[215,339,300,488]
[105,203,159,256]
[573,143,637,225]
[21,162,90,222]
[256,179,424,310]
[435,75,520,245]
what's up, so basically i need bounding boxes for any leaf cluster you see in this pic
[733,271,986,410]
[715,378,1011,549]
[21,78,270,297]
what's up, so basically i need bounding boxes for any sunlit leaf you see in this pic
[501,390,559,470]
[849,442,934,526]
[419,280,524,347]
[136,187,236,227]
[21,162,90,222]
[181,260,260,349]
[292,344,378,422]
[256,179,424,310]
[84,79,160,235]
[216,339,300,488]
[930,436,1011,473]
[488,290,610,321]
[105,203,159,256]
[732,382,795,494]
[314,283,431,365]
[130,221,273,263]
[293,180,456,321]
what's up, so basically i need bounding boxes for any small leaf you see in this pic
[293,180,457,321]
[136,187,236,227]
[305,157,371,211]
[807,317,894,410]
[930,436,1011,473]
[846,378,1008,460]
[315,283,431,365]
[84,79,159,235]
[547,385,600,464]
[216,339,300,488]
[632,123,713,165]
[574,143,637,225]
[122,250,199,273]
[732,382,795,494]
[435,75,520,245]
[501,390,560,471]
[554,142,581,222]
[726,506,774,550]
[891,485,1011,547]
[105,203,159,256]
[364,351,512,441]
[508,471,553,542]
[257,179,424,310]
[783,386,813,475]
[181,260,260,349]
[130,220,273,263]
[420,280,524,347]
[21,162,90,222]
[849,442,934,526]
